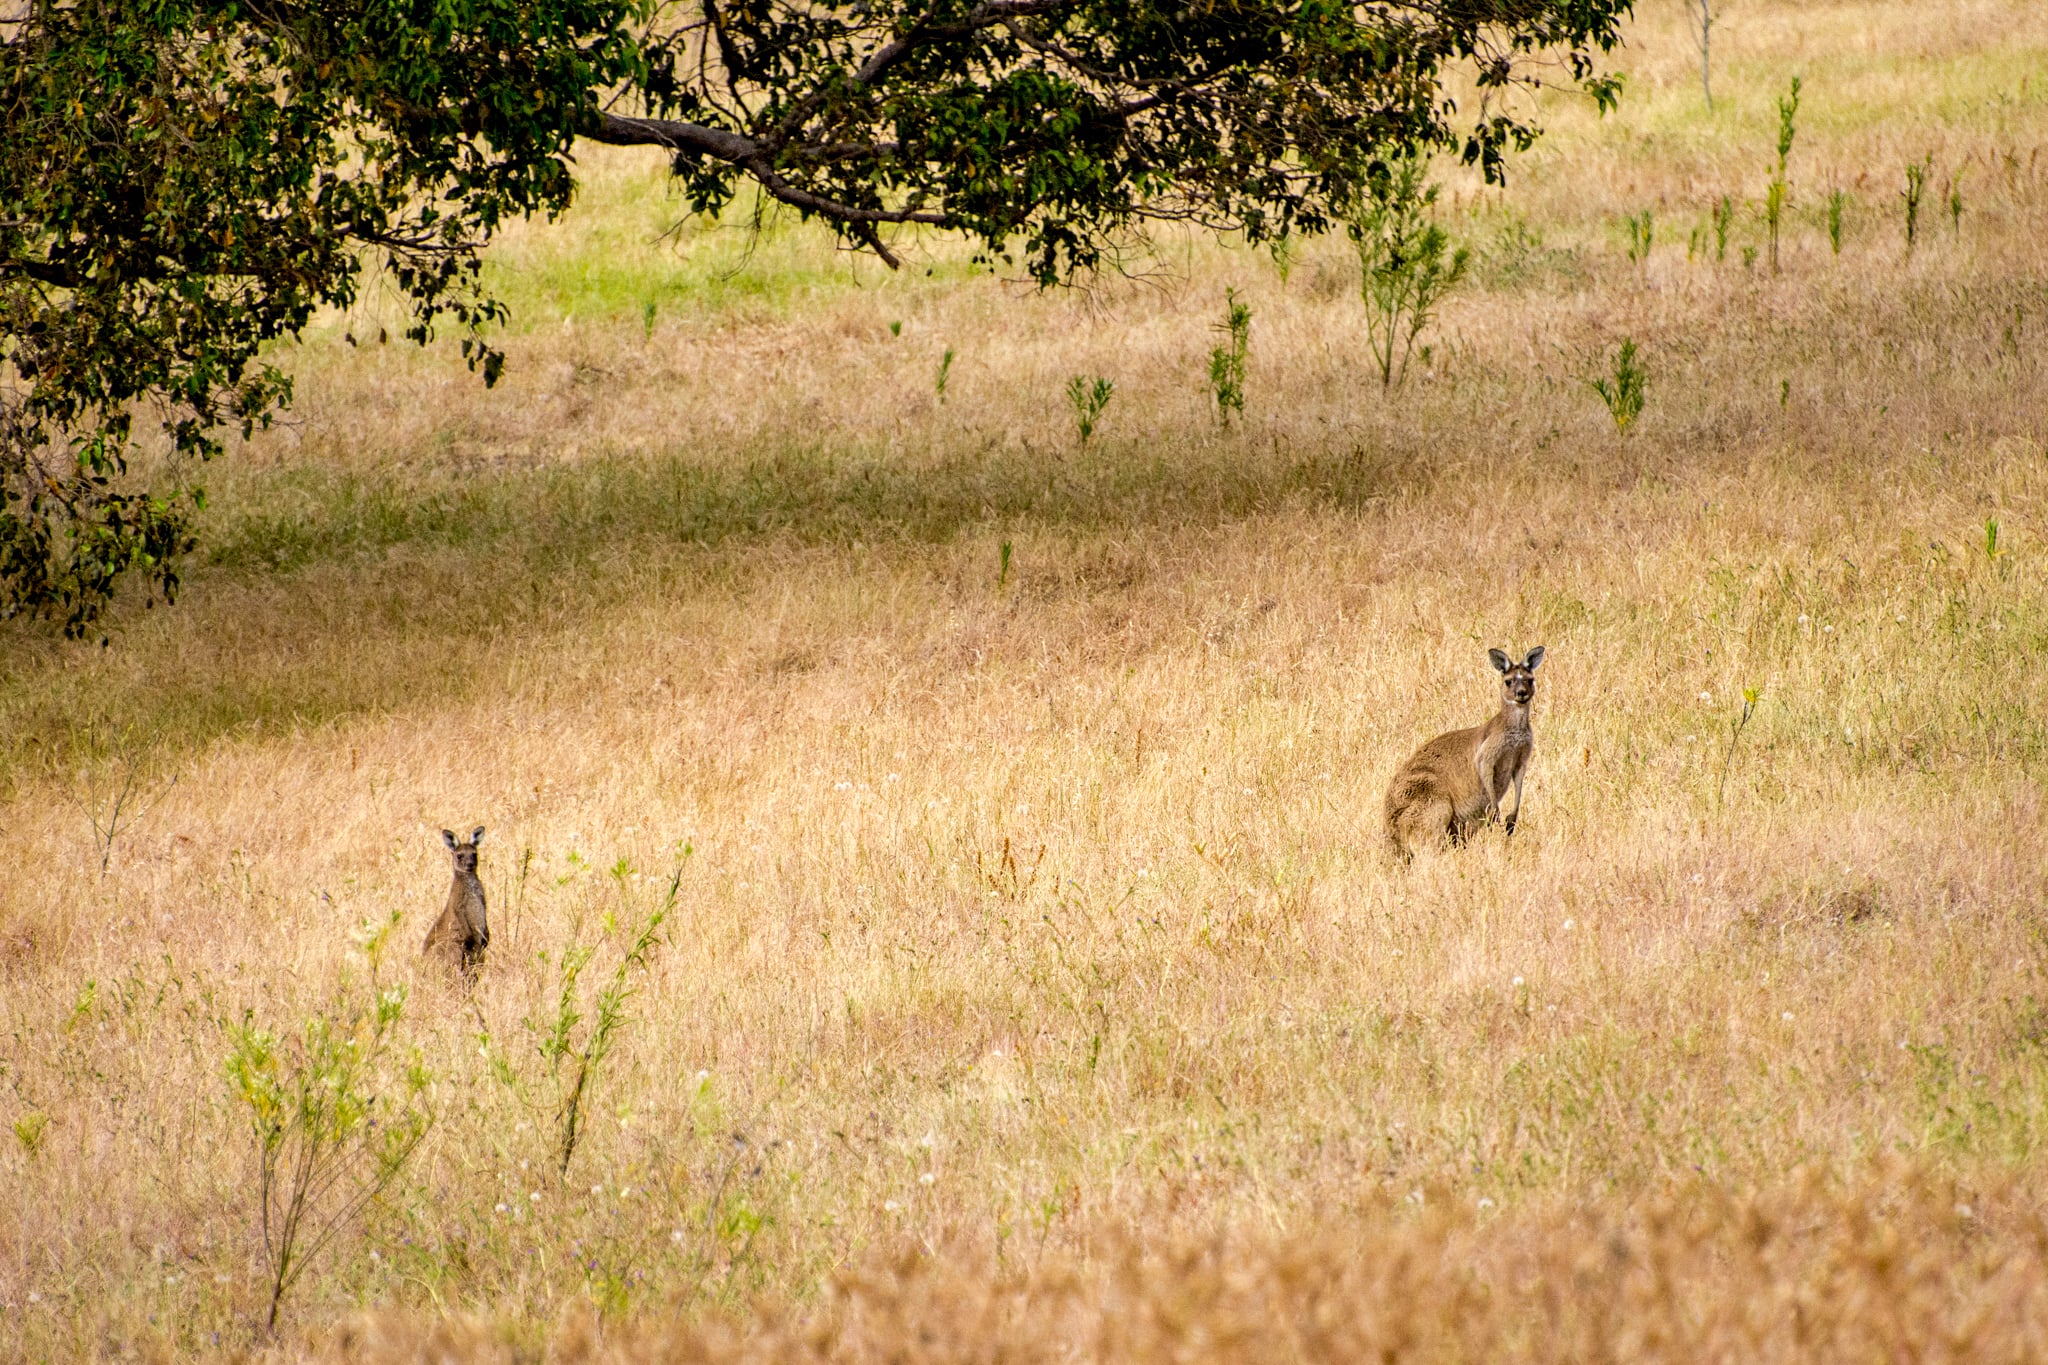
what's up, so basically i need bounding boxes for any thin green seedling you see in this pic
[1765,75,1801,273]
[72,720,177,877]
[1904,157,1930,252]
[1719,687,1760,807]
[13,1111,48,1157]
[642,300,657,339]
[1350,155,1468,388]
[1209,288,1251,421]
[1713,195,1735,262]
[225,909,432,1332]
[1065,375,1115,447]
[489,855,684,1179]
[1985,516,2010,577]
[558,874,672,1177]
[1827,189,1847,255]
[1591,338,1647,434]
[935,347,956,402]
[1625,209,1654,266]
[999,539,1013,587]
[1948,173,1964,235]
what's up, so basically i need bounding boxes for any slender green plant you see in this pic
[1349,155,1469,388]
[491,859,680,1178]
[1591,338,1647,434]
[1065,375,1115,447]
[73,720,177,877]
[1903,157,1930,252]
[1985,516,2010,578]
[1765,75,1801,273]
[1719,687,1760,807]
[13,1111,48,1157]
[224,910,432,1332]
[998,540,1013,587]
[1948,173,1964,235]
[1625,209,1654,266]
[1713,195,1735,261]
[641,300,657,338]
[1827,189,1847,255]
[1208,289,1251,421]
[935,347,957,402]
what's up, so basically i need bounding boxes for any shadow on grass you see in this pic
[0,436,1425,788]
[202,436,1417,578]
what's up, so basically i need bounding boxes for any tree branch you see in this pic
[589,112,953,257]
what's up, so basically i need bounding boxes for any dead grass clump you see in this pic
[315,1166,2048,1364]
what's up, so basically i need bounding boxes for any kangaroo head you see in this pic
[1488,646,1544,705]
[442,825,485,875]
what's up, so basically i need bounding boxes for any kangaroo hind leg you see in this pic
[1396,797,1457,855]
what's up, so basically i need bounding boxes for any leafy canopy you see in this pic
[0,0,1629,632]
[0,0,646,632]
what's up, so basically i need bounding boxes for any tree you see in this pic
[0,0,646,633]
[595,0,1631,279]
[1,0,1629,632]
[1685,0,1714,111]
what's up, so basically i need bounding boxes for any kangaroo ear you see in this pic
[471,826,486,845]
[1488,648,1510,673]
[442,829,458,850]
[1524,646,1546,671]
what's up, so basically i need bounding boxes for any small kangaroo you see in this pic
[1384,647,1545,858]
[424,826,489,979]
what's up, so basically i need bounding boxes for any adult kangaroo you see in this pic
[1384,647,1545,858]
[424,826,489,979]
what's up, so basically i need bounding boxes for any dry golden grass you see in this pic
[326,1169,2048,1363]
[4,0,2048,1358]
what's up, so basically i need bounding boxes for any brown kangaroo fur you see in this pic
[1384,647,1544,858]
[424,826,489,979]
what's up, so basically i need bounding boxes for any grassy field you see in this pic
[6,0,2048,1358]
